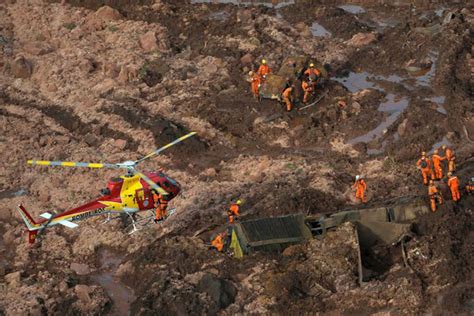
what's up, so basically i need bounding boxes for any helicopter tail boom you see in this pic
[17,204,41,243]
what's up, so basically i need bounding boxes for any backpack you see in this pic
[420,160,428,168]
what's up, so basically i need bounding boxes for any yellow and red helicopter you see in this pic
[18,132,196,243]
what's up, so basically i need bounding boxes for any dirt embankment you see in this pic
[0,0,473,314]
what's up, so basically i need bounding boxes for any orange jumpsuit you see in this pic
[227,203,240,223]
[353,179,367,203]
[153,193,168,221]
[211,234,224,252]
[304,67,321,78]
[302,81,313,104]
[428,183,442,212]
[431,154,445,180]
[445,148,455,173]
[282,87,293,111]
[417,157,433,185]
[257,64,272,78]
[447,176,460,202]
[466,183,474,194]
[250,74,261,99]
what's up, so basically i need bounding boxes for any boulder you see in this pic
[113,139,127,150]
[197,274,237,312]
[95,6,122,21]
[70,263,90,276]
[74,284,92,303]
[397,118,408,137]
[139,31,159,53]
[240,53,253,65]
[346,32,377,47]
[11,56,32,78]
[5,271,21,288]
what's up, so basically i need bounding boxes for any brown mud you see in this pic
[0,0,473,314]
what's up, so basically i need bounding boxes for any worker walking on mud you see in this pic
[153,191,168,222]
[248,71,261,101]
[431,149,445,180]
[417,152,433,185]
[227,200,241,224]
[282,85,294,112]
[301,80,313,104]
[442,145,456,173]
[257,59,272,79]
[353,175,367,203]
[428,180,443,212]
[447,172,460,202]
[466,178,474,194]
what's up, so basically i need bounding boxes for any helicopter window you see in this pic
[165,176,177,186]
[162,181,170,188]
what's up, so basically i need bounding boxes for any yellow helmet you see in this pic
[421,151,426,156]
[441,144,446,149]
[309,63,314,67]
[434,149,438,154]
[236,200,242,205]
[447,172,452,177]
[249,71,254,76]
[261,59,267,64]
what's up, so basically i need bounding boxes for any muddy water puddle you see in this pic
[191,0,294,8]
[0,188,28,199]
[311,22,332,37]
[90,249,135,316]
[338,5,365,14]
[349,95,408,144]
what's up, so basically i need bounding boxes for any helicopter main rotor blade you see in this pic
[27,160,119,169]
[132,170,169,196]
[134,132,197,165]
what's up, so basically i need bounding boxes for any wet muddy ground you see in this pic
[0,0,473,314]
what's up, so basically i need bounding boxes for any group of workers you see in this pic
[211,199,241,252]
[248,59,322,112]
[415,145,471,212]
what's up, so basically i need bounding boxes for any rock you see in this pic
[397,118,408,137]
[202,168,217,177]
[351,101,361,115]
[11,56,32,78]
[240,53,253,65]
[197,274,237,311]
[294,22,307,32]
[58,281,69,293]
[139,31,160,53]
[184,271,206,286]
[95,6,122,21]
[74,284,92,303]
[117,65,129,84]
[5,271,21,288]
[92,78,115,96]
[23,41,53,56]
[70,263,90,276]
[346,32,377,47]
[113,139,127,150]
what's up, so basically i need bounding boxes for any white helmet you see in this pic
[355,175,360,180]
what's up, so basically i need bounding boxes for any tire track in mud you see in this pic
[0,91,139,151]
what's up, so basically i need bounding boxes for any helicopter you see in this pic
[17,132,196,243]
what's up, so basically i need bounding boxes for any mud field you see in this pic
[0,0,473,314]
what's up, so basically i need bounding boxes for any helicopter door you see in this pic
[135,188,154,210]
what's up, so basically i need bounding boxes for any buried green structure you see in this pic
[229,197,430,261]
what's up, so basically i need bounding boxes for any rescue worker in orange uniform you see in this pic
[442,145,456,173]
[153,191,168,222]
[416,152,433,185]
[227,200,241,223]
[257,59,272,79]
[428,180,442,212]
[353,175,367,203]
[282,85,294,112]
[249,71,261,100]
[211,232,226,252]
[301,80,313,104]
[304,63,321,79]
[447,172,460,202]
[466,177,474,194]
[431,149,445,180]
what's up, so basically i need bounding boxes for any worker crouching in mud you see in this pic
[211,231,228,252]
[353,175,367,203]
[282,85,294,112]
